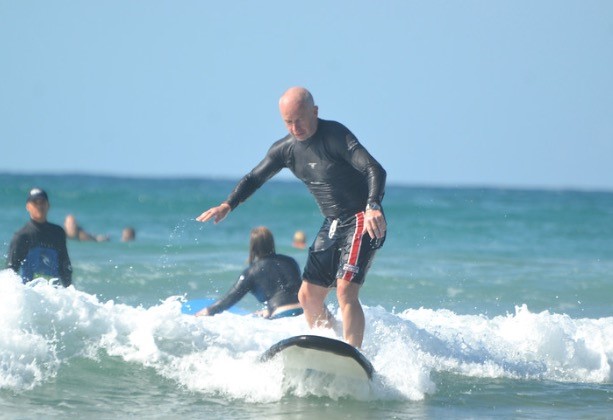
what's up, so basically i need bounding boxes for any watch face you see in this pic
[367,203,381,211]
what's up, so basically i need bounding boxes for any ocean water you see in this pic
[1,173,612,419]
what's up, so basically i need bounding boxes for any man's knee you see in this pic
[299,281,328,307]
[298,283,308,306]
[336,280,360,306]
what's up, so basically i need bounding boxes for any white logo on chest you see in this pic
[42,255,52,267]
[308,163,317,169]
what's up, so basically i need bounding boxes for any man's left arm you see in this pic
[344,134,387,240]
[59,233,73,287]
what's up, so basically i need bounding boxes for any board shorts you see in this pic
[303,211,386,288]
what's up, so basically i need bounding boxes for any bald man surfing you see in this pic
[197,87,386,348]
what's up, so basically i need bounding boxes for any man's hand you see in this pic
[364,208,386,240]
[196,202,231,224]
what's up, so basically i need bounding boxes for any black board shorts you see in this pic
[303,212,385,288]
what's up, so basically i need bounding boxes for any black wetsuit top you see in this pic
[225,119,386,219]
[6,220,73,287]
[206,254,301,316]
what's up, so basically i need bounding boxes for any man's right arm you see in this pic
[6,234,22,273]
[196,202,231,223]
[196,139,287,223]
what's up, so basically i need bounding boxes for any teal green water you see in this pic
[1,174,612,418]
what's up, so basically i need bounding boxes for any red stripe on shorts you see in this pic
[342,212,365,282]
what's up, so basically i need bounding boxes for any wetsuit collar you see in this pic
[30,219,47,228]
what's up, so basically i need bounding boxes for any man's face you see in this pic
[280,101,318,141]
[26,198,49,222]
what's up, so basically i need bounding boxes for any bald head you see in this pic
[280,87,315,109]
[279,87,318,141]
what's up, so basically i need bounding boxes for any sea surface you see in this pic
[1,173,612,419]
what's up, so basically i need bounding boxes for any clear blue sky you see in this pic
[1,1,612,190]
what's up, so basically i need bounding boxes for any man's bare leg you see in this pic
[336,280,364,348]
[298,280,334,328]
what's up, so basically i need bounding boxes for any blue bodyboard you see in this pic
[181,298,249,315]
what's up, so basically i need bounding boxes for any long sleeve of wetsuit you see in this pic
[58,232,73,287]
[205,268,254,315]
[6,233,25,274]
[224,139,288,210]
[342,135,387,206]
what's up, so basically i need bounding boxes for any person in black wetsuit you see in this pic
[196,87,387,347]
[196,226,303,319]
[6,188,73,287]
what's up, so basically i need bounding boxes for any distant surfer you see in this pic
[292,230,307,249]
[121,226,136,242]
[196,87,387,348]
[196,226,303,319]
[6,188,73,287]
[64,214,109,242]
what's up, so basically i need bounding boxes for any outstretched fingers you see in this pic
[196,203,231,224]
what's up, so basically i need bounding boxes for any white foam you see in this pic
[397,304,613,384]
[1,269,611,401]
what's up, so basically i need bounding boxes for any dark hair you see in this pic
[248,226,275,264]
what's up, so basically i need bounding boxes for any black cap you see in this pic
[27,188,49,202]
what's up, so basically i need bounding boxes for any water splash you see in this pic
[1,269,611,401]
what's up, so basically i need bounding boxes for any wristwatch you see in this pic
[366,202,382,212]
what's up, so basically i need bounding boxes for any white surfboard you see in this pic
[260,335,374,380]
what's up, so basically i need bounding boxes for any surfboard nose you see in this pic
[260,335,374,380]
